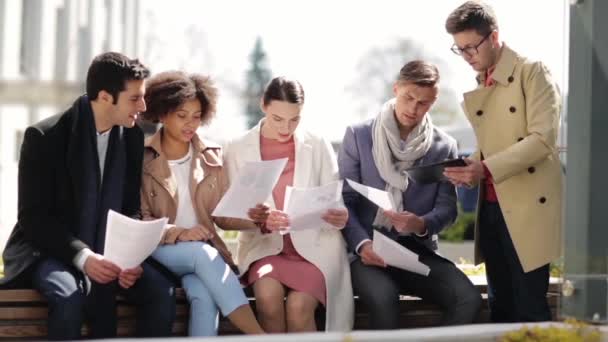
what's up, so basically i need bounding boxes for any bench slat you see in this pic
[0,305,190,320]
[0,285,561,339]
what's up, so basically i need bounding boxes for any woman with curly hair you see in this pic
[140,71,264,336]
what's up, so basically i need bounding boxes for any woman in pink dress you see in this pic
[224,77,354,332]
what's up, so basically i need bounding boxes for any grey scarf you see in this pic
[371,98,434,229]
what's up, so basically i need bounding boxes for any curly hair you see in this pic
[142,71,218,126]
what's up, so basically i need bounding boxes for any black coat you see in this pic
[1,96,144,284]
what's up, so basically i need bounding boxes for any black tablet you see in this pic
[404,158,467,184]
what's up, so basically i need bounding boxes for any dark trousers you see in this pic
[351,237,482,329]
[479,201,551,322]
[31,257,176,340]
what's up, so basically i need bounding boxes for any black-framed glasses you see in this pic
[450,32,492,57]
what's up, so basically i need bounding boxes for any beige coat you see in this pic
[140,129,256,266]
[224,120,354,332]
[462,44,563,272]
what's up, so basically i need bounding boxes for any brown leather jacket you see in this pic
[140,129,256,266]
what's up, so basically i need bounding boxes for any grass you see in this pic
[500,319,602,342]
[456,257,564,278]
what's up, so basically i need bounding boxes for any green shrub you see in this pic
[439,206,475,242]
[220,230,239,240]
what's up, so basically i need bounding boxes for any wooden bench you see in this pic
[0,282,560,340]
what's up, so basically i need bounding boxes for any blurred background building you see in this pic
[0,0,569,251]
[0,0,141,248]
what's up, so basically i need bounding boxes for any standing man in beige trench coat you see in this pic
[443,1,563,322]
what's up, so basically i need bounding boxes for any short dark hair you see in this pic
[445,1,498,36]
[397,61,440,87]
[142,71,218,126]
[262,76,305,106]
[86,52,150,104]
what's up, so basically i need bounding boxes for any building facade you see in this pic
[0,0,141,250]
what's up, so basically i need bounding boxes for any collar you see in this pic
[144,128,223,167]
[475,43,519,86]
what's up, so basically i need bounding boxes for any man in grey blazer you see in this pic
[339,60,481,329]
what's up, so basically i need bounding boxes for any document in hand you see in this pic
[405,158,467,184]
[283,180,344,232]
[372,230,430,276]
[103,210,168,270]
[211,158,288,220]
[345,179,395,211]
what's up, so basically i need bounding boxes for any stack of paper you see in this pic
[283,180,344,232]
[345,179,395,210]
[103,210,168,270]
[212,158,288,220]
[372,230,430,276]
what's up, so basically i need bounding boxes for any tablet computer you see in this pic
[404,158,467,184]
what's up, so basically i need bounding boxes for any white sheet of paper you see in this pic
[283,180,344,233]
[372,230,430,276]
[212,158,288,220]
[345,179,395,211]
[103,210,168,270]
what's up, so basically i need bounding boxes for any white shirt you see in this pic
[96,129,111,180]
[168,145,199,229]
[72,128,113,272]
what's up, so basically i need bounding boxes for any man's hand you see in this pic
[177,225,214,242]
[118,265,143,289]
[359,241,386,268]
[383,210,426,235]
[248,203,270,224]
[322,208,349,229]
[265,210,290,231]
[443,157,485,187]
[84,254,121,284]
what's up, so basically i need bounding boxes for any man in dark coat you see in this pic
[1,52,175,339]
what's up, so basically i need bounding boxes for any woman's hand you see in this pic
[322,208,349,229]
[248,203,270,224]
[177,224,214,242]
[265,210,290,231]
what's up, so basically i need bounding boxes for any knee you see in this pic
[183,278,215,311]
[188,242,218,261]
[36,279,85,319]
[356,284,398,311]
[461,284,483,306]
[141,271,176,316]
[455,285,483,317]
[48,290,86,321]
[285,296,315,323]
[255,291,284,318]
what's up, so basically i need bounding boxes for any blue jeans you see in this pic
[31,257,176,340]
[152,241,248,336]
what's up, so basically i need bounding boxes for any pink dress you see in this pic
[245,135,327,305]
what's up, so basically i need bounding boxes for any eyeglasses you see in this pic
[450,32,492,57]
